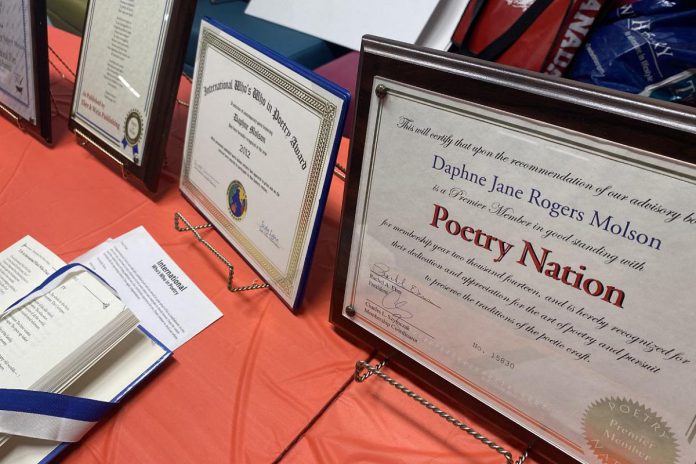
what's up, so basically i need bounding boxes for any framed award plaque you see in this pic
[180,19,349,310]
[0,0,51,143]
[69,0,195,191]
[331,36,696,464]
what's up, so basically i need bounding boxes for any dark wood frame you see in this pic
[0,0,52,144]
[330,35,696,464]
[68,0,196,192]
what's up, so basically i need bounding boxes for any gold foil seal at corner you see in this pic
[583,397,679,464]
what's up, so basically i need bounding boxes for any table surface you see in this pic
[0,27,540,464]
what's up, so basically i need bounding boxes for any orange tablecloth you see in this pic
[0,27,539,464]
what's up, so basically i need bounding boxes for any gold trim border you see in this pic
[182,26,338,299]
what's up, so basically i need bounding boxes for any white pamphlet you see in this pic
[75,227,222,350]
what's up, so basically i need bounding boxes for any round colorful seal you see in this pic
[122,109,143,164]
[227,180,247,220]
[124,110,143,146]
[583,397,678,464]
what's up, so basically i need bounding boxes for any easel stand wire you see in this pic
[74,128,128,179]
[354,360,533,464]
[0,102,24,131]
[333,162,347,182]
[48,44,77,80]
[174,212,269,293]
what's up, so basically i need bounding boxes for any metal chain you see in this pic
[354,359,387,382]
[47,58,73,83]
[333,162,347,181]
[48,44,77,79]
[354,360,531,464]
[0,101,23,130]
[49,90,68,120]
[174,212,269,292]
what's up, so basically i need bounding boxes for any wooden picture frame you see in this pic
[331,35,696,464]
[0,0,52,144]
[69,0,195,192]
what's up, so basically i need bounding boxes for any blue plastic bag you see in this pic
[569,0,696,105]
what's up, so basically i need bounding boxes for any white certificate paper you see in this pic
[75,227,222,351]
[181,20,346,309]
[71,0,173,165]
[0,0,36,122]
[344,78,696,463]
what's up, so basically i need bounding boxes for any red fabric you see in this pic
[454,0,573,72]
[0,27,539,463]
[452,0,479,46]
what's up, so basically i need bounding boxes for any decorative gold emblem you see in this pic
[584,397,678,464]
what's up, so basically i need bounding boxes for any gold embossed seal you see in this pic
[583,397,678,464]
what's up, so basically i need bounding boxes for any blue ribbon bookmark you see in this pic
[0,390,115,442]
[0,264,123,442]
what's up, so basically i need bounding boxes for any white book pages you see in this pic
[0,329,167,464]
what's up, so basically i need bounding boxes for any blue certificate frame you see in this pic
[180,18,349,310]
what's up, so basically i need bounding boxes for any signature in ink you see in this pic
[381,289,412,319]
[259,220,280,248]
[370,262,438,309]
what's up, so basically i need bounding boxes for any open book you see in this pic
[0,237,170,464]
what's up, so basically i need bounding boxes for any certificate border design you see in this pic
[181,26,337,300]
[0,0,32,109]
[0,0,51,143]
[331,35,696,464]
[71,0,173,161]
[347,77,696,459]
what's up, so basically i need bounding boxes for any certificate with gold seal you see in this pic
[332,36,696,464]
[69,0,195,191]
[180,19,349,310]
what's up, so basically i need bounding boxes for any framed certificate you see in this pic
[180,18,349,310]
[332,36,696,464]
[0,0,51,143]
[69,0,195,191]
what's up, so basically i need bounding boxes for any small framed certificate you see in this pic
[332,36,696,463]
[69,0,195,191]
[0,0,51,143]
[180,18,349,310]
